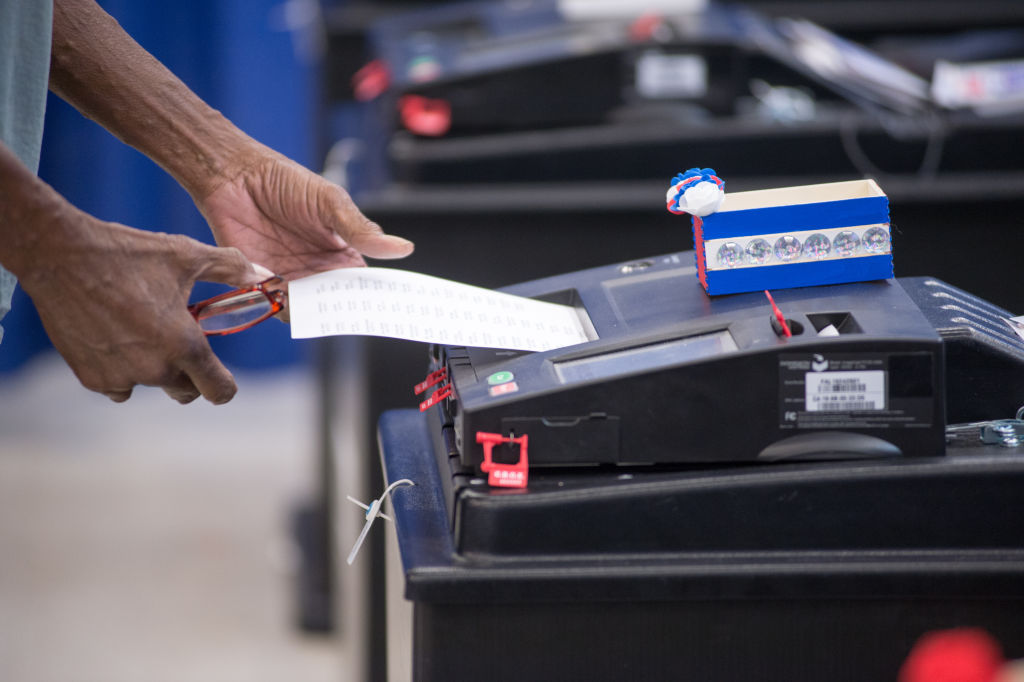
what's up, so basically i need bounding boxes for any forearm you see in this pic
[48,0,254,200]
[0,141,81,281]
[1,143,258,405]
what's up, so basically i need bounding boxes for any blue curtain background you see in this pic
[0,0,321,372]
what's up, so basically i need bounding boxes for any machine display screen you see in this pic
[554,330,738,383]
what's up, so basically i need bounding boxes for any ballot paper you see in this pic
[288,268,590,352]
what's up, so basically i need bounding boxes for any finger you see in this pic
[343,230,415,260]
[327,188,414,260]
[177,339,239,405]
[252,263,276,279]
[163,386,201,404]
[161,371,202,404]
[172,235,261,287]
[103,388,134,403]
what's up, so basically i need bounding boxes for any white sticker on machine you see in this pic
[778,352,935,430]
[804,370,886,412]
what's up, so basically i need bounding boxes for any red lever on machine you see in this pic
[399,95,451,137]
[765,289,792,338]
[352,59,391,101]
[414,368,448,395]
[419,383,452,412]
[476,432,529,489]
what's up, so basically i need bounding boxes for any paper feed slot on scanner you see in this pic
[420,251,969,474]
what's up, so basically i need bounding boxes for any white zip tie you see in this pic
[345,478,415,565]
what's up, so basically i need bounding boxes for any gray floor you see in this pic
[0,352,344,682]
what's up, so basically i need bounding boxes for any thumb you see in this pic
[327,187,414,260]
[184,238,262,287]
[339,224,416,260]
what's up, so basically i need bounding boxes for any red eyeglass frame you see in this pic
[188,276,287,336]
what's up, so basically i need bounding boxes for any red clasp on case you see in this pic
[476,432,529,489]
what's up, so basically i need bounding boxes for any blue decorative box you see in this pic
[692,179,892,296]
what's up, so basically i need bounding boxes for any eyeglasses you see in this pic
[188,276,286,336]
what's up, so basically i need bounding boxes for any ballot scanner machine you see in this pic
[431,251,946,471]
[379,253,1024,681]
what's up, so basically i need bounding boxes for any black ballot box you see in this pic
[375,258,1024,680]
[379,408,1024,682]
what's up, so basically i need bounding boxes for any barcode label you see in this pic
[805,370,885,412]
[820,378,866,393]
[817,400,877,411]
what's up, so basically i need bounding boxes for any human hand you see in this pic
[47,1,410,317]
[195,143,414,291]
[17,212,264,404]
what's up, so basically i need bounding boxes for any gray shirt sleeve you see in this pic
[0,0,55,341]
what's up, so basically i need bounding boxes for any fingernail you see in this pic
[383,236,415,252]
[252,263,275,278]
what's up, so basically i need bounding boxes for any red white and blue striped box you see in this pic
[692,179,892,296]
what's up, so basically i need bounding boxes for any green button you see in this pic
[487,371,514,385]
